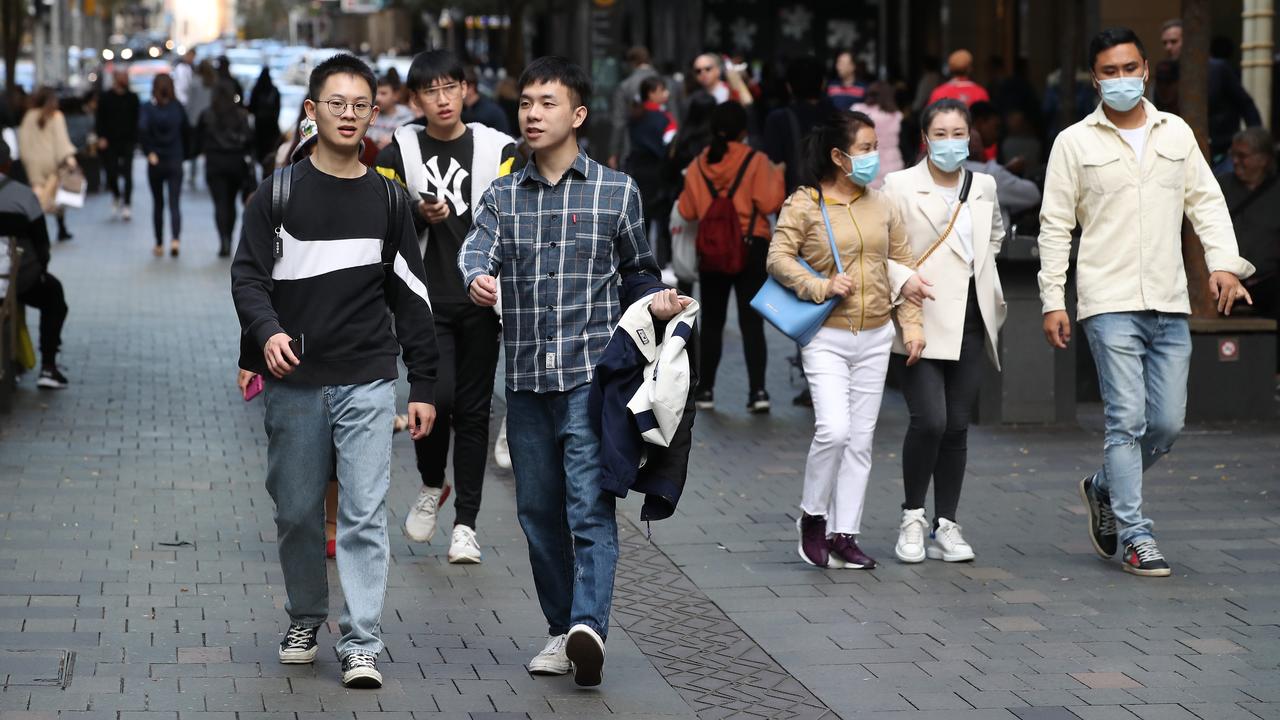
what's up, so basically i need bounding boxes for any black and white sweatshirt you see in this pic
[231,159,439,404]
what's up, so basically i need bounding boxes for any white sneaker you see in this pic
[447,524,482,564]
[528,634,571,675]
[121,205,132,221]
[402,485,449,543]
[493,418,511,469]
[895,508,928,563]
[566,624,605,687]
[927,517,975,562]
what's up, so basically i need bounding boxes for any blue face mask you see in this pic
[1098,76,1146,112]
[928,139,969,173]
[842,150,880,186]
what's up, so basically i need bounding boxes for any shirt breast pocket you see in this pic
[1152,140,1189,190]
[504,212,537,261]
[1081,152,1127,195]
[574,213,616,270]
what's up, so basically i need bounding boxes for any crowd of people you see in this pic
[1,15,1274,698]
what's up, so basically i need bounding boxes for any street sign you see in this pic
[1218,337,1240,362]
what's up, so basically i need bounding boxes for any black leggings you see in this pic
[411,302,502,529]
[698,236,768,394]
[17,273,68,368]
[900,282,987,523]
[147,162,183,245]
[205,153,248,246]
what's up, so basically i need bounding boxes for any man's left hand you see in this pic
[1209,270,1252,316]
[649,288,693,321]
[408,402,436,440]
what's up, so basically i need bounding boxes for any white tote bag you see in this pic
[669,203,698,285]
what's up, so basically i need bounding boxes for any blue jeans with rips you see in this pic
[262,379,394,658]
[1082,312,1191,548]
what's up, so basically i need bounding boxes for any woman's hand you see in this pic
[236,369,256,394]
[905,339,926,366]
[901,273,936,305]
[827,274,854,299]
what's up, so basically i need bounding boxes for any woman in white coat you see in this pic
[882,98,1007,564]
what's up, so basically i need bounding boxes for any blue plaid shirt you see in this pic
[459,151,660,393]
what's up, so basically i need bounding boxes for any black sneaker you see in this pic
[340,651,383,688]
[1079,474,1117,558]
[1122,539,1172,577]
[747,389,771,414]
[36,368,69,390]
[694,389,714,411]
[277,624,319,664]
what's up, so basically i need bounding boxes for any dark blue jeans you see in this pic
[505,385,617,639]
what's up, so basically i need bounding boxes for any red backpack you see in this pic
[695,150,757,274]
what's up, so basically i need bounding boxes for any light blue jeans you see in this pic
[263,379,394,658]
[1083,312,1191,547]
[505,386,617,639]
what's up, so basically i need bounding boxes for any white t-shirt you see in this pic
[1117,125,1147,163]
[936,181,975,274]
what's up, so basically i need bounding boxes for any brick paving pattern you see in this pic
[1,178,1278,719]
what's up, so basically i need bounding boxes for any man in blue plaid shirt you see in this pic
[460,56,688,687]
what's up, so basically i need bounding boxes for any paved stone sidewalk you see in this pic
[2,181,1279,720]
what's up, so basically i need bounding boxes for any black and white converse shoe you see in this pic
[1123,539,1172,577]
[341,651,383,688]
[1079,474,1118,557]
[36,367,69,390]
[277,624,319,664]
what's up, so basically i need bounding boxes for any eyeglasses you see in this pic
[422,82,462,101]
[320,98,373,118]
[694,66,715,75]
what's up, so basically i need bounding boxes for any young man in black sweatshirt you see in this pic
[375,50,517,564]
[96,68,140,220]
[231,54,438,690]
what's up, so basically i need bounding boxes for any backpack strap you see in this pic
[270,162,293,259]
[381,175,404,267]
[726,150,756,198]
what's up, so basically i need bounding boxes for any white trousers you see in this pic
[799,324,894,536]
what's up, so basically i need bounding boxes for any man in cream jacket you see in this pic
[1038,28,1254,577]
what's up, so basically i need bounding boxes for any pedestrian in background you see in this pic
[608,46,658,169]
[929,50,990,107]
[461,66,511,134]
[249,68,282,175]
[1220,127,1279,345]
[769,111,923,570]
[764,55,835,195]
[184,60,216,189]
[17,87,77,242]
[826,50,866,111]
[367,72,415,149]
[626,75,677,265]
[139,73,187,257]
[97,69,140,221]
[199,82,252,258]
[852,81,904,188]
[677,101,784,414]
[882,99,1007,565]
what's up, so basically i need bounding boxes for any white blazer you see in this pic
[883,160,1007,369]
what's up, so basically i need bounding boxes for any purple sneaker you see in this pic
[796,513,829,567]
[828,534,877,569]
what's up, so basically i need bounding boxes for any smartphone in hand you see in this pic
[418,192,439,204]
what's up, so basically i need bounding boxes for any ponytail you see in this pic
[706,101,747,164]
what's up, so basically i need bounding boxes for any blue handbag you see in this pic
[750,195,844,347]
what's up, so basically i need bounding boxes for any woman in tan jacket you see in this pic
[17,87,78,241]
[767,111,923,570]
[678,101,785,413]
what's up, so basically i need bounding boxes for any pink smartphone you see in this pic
[243,374,264,402]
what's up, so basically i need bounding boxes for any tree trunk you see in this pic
[1179,0,1216,318]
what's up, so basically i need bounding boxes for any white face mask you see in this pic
[1097,75,1146,112]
